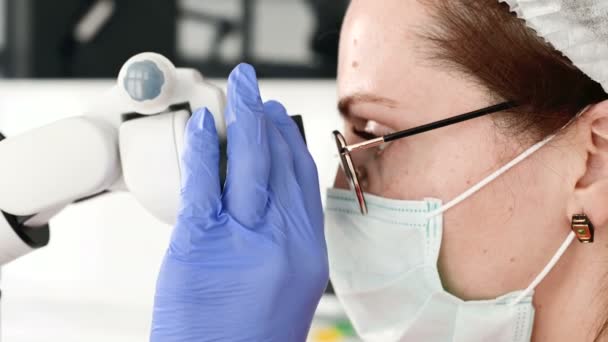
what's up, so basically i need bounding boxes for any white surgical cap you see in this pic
[499,0,608,92]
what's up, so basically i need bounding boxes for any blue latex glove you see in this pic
[150,63,328,342]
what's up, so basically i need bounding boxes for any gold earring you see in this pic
[571,214,595,243]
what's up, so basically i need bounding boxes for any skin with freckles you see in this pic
[334,0,608,340]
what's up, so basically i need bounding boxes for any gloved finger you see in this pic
[177,107,222,219]
[263,101,324,231]
[265,116,298,207]
[222,63,271,228]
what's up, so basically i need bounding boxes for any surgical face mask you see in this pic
[324,126,579,341]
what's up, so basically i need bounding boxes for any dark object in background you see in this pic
[4,0,176,78]
[178,0,348,78]
[2,0,348,79]
[307,0,349,77]
[290,115,307,145]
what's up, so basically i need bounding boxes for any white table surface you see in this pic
[0,79,345,341]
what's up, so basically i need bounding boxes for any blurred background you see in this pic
[0,1,361,341]
[0,0,348,78]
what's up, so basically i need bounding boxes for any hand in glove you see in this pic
[150,63,328,342]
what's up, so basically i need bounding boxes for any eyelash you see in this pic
[351,126,379,140]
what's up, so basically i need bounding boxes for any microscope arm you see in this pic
[0,116,121,265]
[0,52,229,340]
[0,53,228,267]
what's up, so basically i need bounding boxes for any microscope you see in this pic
[0,53,306,334]
[0,52,228,266]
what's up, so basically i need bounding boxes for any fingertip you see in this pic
[188,107,217,135]
[227,63,260,98]
[229,63,257,82]
[226,63,263,127]
[264,100,296,127]
[201,107,217,133]
[188,107,204,127]
[264,100,287,114]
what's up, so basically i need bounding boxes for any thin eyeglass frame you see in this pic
[333,101,517,215]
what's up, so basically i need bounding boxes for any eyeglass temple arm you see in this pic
[345,101,516,153]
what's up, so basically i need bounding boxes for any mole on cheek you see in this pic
[352,61,359,68]
[354,38,358,45]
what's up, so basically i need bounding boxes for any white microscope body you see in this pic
[0,52,227,266]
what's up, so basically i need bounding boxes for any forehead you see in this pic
[338,0,437,102]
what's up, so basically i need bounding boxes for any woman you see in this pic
[150,0,608,341]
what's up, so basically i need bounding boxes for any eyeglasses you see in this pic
[333,101,517,215]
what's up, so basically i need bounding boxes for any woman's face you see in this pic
[335,0,608,340]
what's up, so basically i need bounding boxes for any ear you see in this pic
[567,100,608,228]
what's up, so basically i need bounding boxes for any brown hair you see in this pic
[421,0,607,141]
[421,0,608,340]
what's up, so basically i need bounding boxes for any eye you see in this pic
[352,126,379,140]
[349,116,378,140]
[346,114,377,140]
[350,119,394,140]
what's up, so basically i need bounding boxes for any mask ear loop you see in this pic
[423,131,556,220]
[423,105,590,220]
[421,105,590,305]
[509,232,575,305]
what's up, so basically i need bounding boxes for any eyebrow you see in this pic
[337,93,398,118]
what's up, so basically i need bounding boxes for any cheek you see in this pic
[363,139,477,201]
